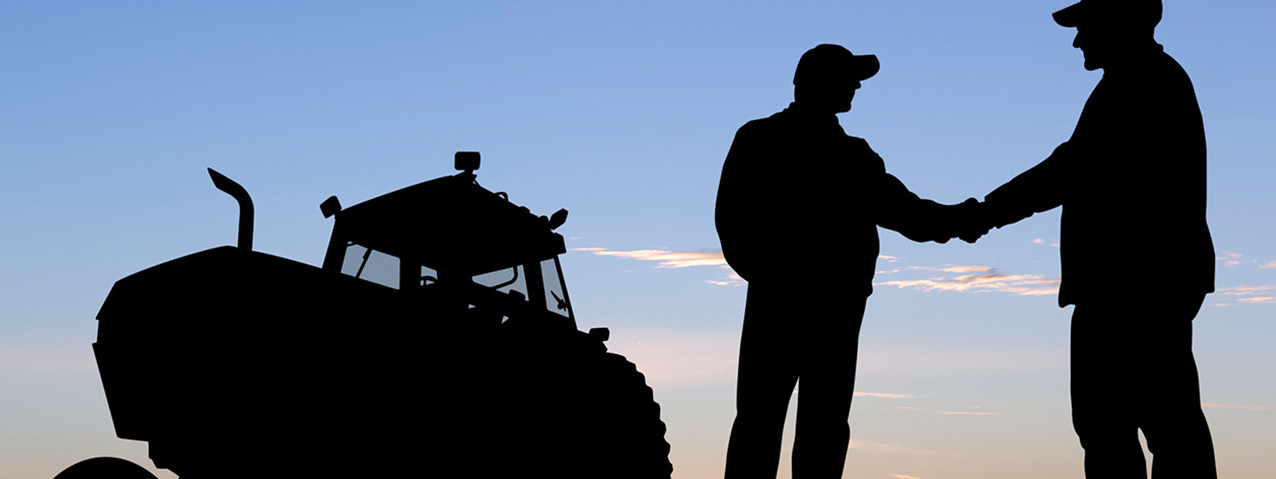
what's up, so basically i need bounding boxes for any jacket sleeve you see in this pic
[864,139,963,242]
[982,142,1071,228]
[715,123,767,282]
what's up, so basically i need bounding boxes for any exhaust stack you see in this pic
[207,168,254,251]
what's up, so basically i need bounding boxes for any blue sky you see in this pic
[3,1,1274,478]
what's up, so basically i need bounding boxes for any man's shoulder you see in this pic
[843,133,871,148]
[733,110,791,139]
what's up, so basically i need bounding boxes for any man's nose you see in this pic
[1073,32,1082,49]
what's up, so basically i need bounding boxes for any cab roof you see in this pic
[332,173,566,277]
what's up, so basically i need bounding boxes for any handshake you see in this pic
[936,198,995,245]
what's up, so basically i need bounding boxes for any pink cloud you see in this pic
[1260,261,1276,269]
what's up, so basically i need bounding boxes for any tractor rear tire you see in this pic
[487,337,673,479]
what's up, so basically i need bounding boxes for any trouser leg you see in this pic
[725,288,800,479]
[1139,298,1217,479]
[1072,295,1217,479]
[791,297,866,479]
[1072,304,1147,479]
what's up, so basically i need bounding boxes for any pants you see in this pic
[724,286,867,479]
[1071,294,1217,479]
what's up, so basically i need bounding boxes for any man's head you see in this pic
[792,44,879,114]
[1054,0,1161,70]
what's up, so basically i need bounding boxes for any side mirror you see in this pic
[547,208,569,230]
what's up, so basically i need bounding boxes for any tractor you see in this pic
[55,152,673,478]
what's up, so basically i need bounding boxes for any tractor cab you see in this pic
[318,152,575,325]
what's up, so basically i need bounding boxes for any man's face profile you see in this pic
[1072,24,1111,71]
[797,78,861,114]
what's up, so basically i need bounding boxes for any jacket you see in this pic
[983,46,1215,306]
[715,103,957,295]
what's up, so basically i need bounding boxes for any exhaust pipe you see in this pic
[207,168,254,251]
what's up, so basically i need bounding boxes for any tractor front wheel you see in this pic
[53,457,159,479]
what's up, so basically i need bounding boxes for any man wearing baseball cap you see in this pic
[973,1,1218,477]
[716,44,982,478]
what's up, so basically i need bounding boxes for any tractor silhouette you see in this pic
[55,152,673,478]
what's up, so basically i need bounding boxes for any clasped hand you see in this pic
[938,198,992,244]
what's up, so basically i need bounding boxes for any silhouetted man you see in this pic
[974,1,1217,477]
[716,44,980,479]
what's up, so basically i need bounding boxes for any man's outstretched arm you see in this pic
[979,142,1072,230]
[874,172,986,244]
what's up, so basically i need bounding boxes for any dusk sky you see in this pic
[3,1,1274,478]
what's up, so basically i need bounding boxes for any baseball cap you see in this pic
[1053,0,1162,28]
[793,44,880,86]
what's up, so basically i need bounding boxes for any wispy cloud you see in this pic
[574,247,743,286]
[705,271,745,287]
[875,273,1060,296]
[912,265,993,273]
[1033,238,1061,247]
[891,474,921,479]
[576,248,726,268]
[1219,285,1275,295]
[1201,402,1274,411]
[848,440,966,458]
[1213,285,1276,306]
[579,248,1060,295]
[853,391,917,399]
[941,411,1000,416]
[1215,251,1276,269]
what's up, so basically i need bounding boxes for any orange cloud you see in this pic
[1213,285,1276,306]
[891,474,921,479]
[1218,285,1274,296]
[1260,261,1276,269]
[580,248,727,268]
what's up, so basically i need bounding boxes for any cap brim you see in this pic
[1053,2,1084,27]
[852,54,880,81]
